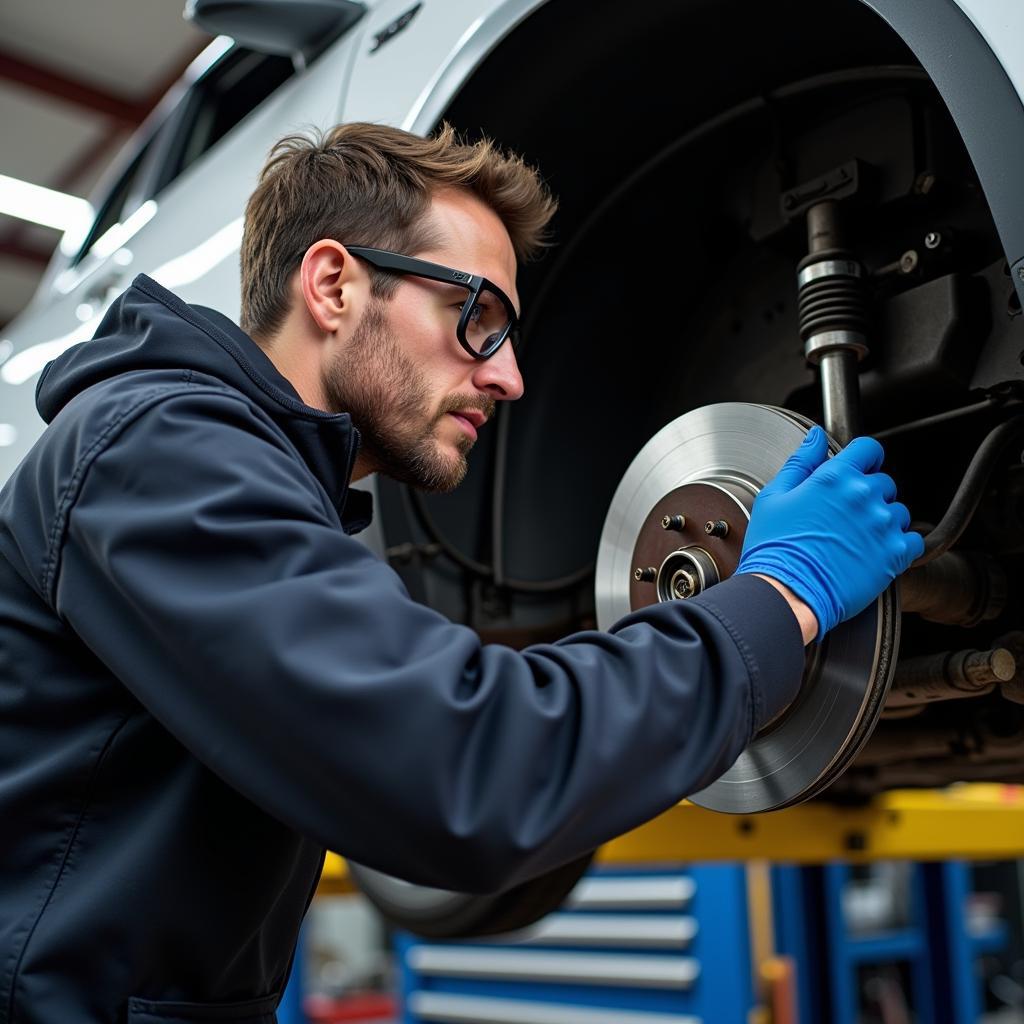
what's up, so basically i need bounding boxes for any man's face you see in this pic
[322,190,524,492]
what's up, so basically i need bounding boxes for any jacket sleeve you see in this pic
[54,388,804,891]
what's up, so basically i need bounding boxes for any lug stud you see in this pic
[633,566,657,583]
[661,514,686,531]
[704,519,730,538]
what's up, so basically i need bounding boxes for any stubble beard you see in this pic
[322,298,489,493]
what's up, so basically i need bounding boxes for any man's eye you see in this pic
[467,303,483,323]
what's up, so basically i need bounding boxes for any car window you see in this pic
[153,49,295,195]
[71,139,155,267]
[68,47,293,273]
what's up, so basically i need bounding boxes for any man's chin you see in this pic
[361,441,468,493]
[413,451,469,493]
[408,430,472,492]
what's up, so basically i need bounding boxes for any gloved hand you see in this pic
[736,426,924,638]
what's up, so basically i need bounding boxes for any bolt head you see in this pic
[924,231,941,249]
[992,648,1016,682]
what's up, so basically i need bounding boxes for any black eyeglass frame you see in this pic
[346,245,519,360]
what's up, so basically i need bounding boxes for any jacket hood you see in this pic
[35,273,371,532]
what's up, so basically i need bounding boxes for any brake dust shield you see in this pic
[595,403,899,813]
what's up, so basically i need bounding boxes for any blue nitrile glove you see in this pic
[736,426,925,637]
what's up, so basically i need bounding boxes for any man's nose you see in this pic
[471,340,524,401]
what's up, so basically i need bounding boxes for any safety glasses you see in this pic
[347,246,519,360]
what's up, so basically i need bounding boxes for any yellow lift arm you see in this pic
[319,785,1024,894]
[598,785,1024,865]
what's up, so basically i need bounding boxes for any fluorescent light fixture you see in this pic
[0,424,17,447]
[0,174,93,233]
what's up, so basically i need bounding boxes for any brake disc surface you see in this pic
[595,402,899,813]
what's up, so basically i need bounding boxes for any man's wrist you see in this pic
[750,573,819,645]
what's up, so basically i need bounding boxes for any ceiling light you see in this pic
[0,174,93,234]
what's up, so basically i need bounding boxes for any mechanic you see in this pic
[0,122,922,1018]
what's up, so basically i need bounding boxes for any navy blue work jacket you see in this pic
[0,275,803,1021]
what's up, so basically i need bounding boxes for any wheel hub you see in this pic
[596,402,900,813]
[628,481,747,606]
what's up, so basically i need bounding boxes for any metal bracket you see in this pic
[781,160,862,221]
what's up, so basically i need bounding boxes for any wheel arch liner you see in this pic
[858,0,1024,307]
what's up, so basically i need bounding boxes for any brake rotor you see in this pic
[595,402,899,813]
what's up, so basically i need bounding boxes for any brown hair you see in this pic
[239,121,557,338]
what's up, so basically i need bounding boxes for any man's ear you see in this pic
[299,239,363,333]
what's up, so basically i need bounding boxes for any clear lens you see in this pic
[463,284,512,355]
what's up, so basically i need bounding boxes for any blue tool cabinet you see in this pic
[396,864,756,1024]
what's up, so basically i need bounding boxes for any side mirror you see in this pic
[184,0,365,61]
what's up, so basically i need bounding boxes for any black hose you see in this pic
[503,561,595,594]
[405,486,595,592]
[913,415,1024,567]
[872,398,1013,441]
[404,487,492,577]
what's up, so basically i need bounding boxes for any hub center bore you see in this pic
[673,570,697,600]
[658,546,721,602]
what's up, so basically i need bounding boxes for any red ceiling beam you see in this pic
[53,126,127,193]
[0,39,209,280]
[0,236,53,268]
[0,49,148,123]
[14,38,209,197]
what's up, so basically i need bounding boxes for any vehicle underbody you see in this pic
[374,0,1024,810]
